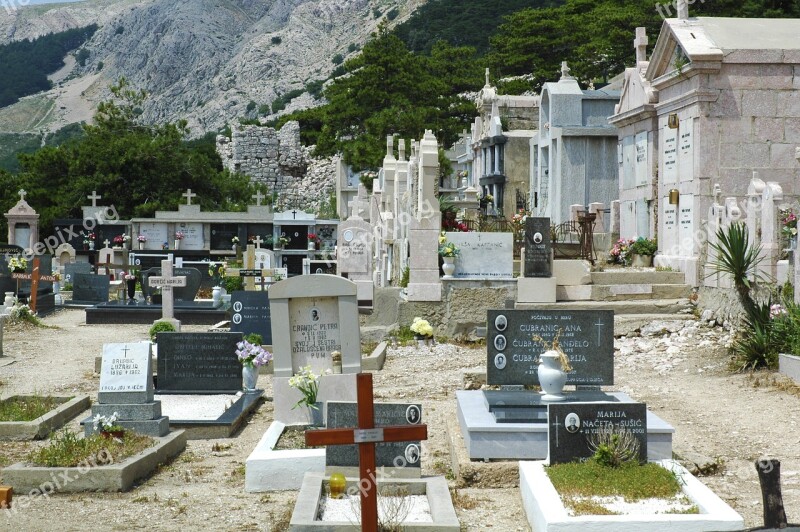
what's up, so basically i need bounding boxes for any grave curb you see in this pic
[519,459,744,532]
[361,341,387,371]
[1,430,186,492]
[445,415,518,489]
[245,420,325,492]
[0,395,91,441]
[289,472,460,530]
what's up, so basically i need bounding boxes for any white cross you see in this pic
[103,239,111,248]
[252,235,263,248]
[634,27,648,63]
[252,190,265,206]
[550,415,560,448]
[148,259,187,321]
[560,61,572,80]
[595,318,605,346]
[18,189,26,201]
[87,190,101,207]
[182,188,197,205]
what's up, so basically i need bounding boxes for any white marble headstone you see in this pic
[99,343,151,395]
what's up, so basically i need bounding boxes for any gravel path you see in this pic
[1,309,798,530]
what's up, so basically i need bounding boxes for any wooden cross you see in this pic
[305,373,428,531]
[148,259,186,321]
[11,257,57,314]
[252,190,265,206]
[182,188,197,206]
[87,190,101,207]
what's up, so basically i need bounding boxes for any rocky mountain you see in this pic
[0,0,423,135]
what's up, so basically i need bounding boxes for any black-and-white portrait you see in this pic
[533,232,543,244]
[406,405,421,424]
[405,444,420,464]
[494,334,506,351]
[310,307,320,322]
[494,353,507,370]
[494,314,507,332]
[565,413,580,433]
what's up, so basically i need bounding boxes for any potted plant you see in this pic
[532,328,572,402]
[289,365,327,426]
[629,237,658,267]
[438,232,460,278]
[112,234,130,249]
[236,338,273,392]
[7,256,27,273]
[92,412,125,439]
[277,235,290,249]
[410,317,434,346]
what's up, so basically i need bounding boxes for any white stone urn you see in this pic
[538,350,567,401]
[441,256,456,278]
[212,286,222,306]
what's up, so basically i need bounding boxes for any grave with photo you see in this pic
[455,308,675,461]
[517,217,557,303]
[153,331,263,439]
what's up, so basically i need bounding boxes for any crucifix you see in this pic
[595,318,604,346]
[148,259,186,329]
[305,373,428,531]
[182,188,197,206]
[252,190,265,206]
[11,257,57,314]
[550,415,561,448]
[87,190,101,207]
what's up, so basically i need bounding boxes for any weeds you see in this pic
[27,428,153,467]
[0,395,62,421]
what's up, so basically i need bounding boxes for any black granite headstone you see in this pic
[524,217,552,278]
[156,332,243,393]
[64,262,92,283]
[325,401,423,469]
[230,291,272,344]
[71,273,110,303]
[210,224,239,250]
[547,402,648,464]
[141,267,202,301]
[486,309,614,386]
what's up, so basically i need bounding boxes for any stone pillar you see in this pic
[406,130,442,302]
[589,202,606,232]
[610,200,620,237]
[704,184,724,288]
[760,182,783,280]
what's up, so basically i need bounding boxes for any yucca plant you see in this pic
[709,222,767,318]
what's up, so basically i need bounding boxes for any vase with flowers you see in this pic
[174,231,185,250]
[307,233,319,251]
[410,317,434,346]
[781,208,798,253]
[137,234,147,250]
[532,328,573,401]
[123,271,137,301]
[92,412,125,439]
[113,234,130,249]
[289,365,328,426]
[84,232,96,250]
[438,232,460,278]
[236,338,272,392]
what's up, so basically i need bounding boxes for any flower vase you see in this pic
[308,242,315,251]
[441,256,456,278]
[174,240,180,250]
[88,242,95,251]
[212,286,222,306]
[308,402,324,427]
[126,279,136,301]
[139,242,145,250]
[242,364,258,392]
[538,351,567,401]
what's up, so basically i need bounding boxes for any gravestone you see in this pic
[141,267,201,301]
[156,332,243,393]
[524,217,552,278]
[210,223,239,250]
[547,402,647,464]
[486,309,614,386]
[444,232,513,278]
[326,401,423,476]
[85,342,169,437]
[337,218,372,277]
[230,291,272,344]
[71,273,110,303]
[138,222,169,251]
[64,262,92,283]
[175,222,204,250]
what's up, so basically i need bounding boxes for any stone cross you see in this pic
[677,0,689,19]
[484,67,490,87]
[305,373,428,532]
[103,239,111,248]
[252,190,265,206]
[560,61,573,80]
[243,244,256,290]
[182,188,197,206]
[148,259,186,328]
[348,196,360,220]
[87,190,101,207]
[18,189,26,202]
[252,235,263,249]
[635,27,648,63]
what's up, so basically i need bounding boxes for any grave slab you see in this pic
[156,392,263,439]
[516,277,557,303]
[245,421,325,492]
[519,460,744,532]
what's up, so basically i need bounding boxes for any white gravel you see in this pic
[155,393,241,420]
[319,494,432,523]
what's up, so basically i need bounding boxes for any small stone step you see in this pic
[515,298,693,315]
[558,284,691,301]
[590,270,686,285]
[614,313,697,336]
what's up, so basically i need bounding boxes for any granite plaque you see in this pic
[141,267,201,301]
[210,223,239,250]
[326,401,422,469]
[548,402,647,465]
[523,217,551,278]
[72,273,110,303]
[230,291,272,344]
[156,332,243,393]
[99,343,151,395]
[445,232,513,278]
[486,309,614,386]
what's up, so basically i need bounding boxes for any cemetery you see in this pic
[3,7,800,531]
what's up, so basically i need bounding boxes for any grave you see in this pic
[443,231,513,279]
[0,396,90,440]
[154,331,263,439]
[269,274,361,425]
[230,291,272,344]
[455,308,675,460]
[518,217,557,303]
[70,272,110,304]
[81,342,169,437]
[63,262,92,284]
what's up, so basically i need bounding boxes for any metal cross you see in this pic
[182,188,197,205]
[87,190,101,207]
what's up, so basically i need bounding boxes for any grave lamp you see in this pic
[328,472,347,499]
[331,351,342,374]
[668,113,679,129]
[669,189,680,205]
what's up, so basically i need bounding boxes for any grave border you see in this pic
[245,420,325,492]
[0,396,91,440]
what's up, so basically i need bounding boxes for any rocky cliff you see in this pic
[0,0,422,134]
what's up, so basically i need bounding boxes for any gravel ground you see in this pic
[1,308,799,530]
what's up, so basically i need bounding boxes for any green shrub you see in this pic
[630,237,657,256]
[244,333,263,345]
[399,266,410,288]
[332,53,344,65]
[223,275,244,293]
[386,7,399,21]
[149,321,176,342]
[27,428,152,467]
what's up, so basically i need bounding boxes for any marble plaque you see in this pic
[662,127,678,184]
[338,220,372,274]
[288,296,342,374]
[486,309,614,386]
[445,232,513,279]
[230,291,272,344]
[679,194,694,257]
[176,222,204,250]
[72,273,110,303]
[678,119,694,183]
[620,200,636,240]
[156,332,243,393]
[548,402,647,465]
[99,343,151,395]
[139,223,169,251]
[621,135,635,190]
[63,262,91,283]
[662,203,678,255]
[634,131,648,187]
